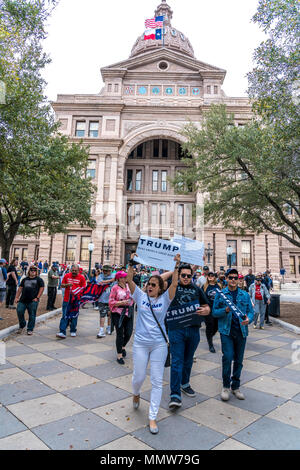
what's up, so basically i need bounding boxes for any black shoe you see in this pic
[209,344,216,353]
[168,397,182,409]
[122,349,126,358]
[266,321,273,325]
[117,358,125,365]
[181,386,196,397]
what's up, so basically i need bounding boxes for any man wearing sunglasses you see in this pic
[166,264,210,409]
[212,268,254,401]
[15,266,44,335]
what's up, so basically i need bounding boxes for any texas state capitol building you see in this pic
[12,1,299,280]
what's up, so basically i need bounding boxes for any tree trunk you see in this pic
[0,239,12,262]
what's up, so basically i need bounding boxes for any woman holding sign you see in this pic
[126,252,180,435]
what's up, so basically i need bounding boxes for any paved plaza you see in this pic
[1,308,300,450]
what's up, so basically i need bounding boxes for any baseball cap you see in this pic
[203,266,209,271]
[238,274,244,279]
[115,271,127,280]
[0,259,7,264]
[226,268,239,277]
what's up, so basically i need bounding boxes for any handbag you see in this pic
[118,305,134,328]
[147,294,171,368]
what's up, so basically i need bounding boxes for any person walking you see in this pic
[262,271,273,325]
[126,253,180,435]
[167,264,210,409]
[56,264,86,339]
[244,269,255,293]
[15,265,45,335]
[212,268,254,401]
[0,259,8,314]
[249,273,271,329]
[42,260,49,274]
[47,264,60,311]
[6,259,18,309]
[109,271,134,365]
[96,265,115,338]
[202,272,221,353]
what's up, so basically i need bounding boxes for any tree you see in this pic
[0,0,95,261]
[173,105,300,248]
[173,0,299,248]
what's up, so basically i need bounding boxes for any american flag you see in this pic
[145,16,164,29]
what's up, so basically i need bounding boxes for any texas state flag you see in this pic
[144,28,155,40]
[155,29,162,40]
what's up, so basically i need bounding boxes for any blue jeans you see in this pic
[17,301,38,332]
[59,301,78,335]
[220,329,247,390]
[169,326,200,400]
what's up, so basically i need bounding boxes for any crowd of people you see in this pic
[0,254,276,434]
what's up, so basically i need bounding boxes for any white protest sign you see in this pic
[135,236,180,271]
[172,234,205,266]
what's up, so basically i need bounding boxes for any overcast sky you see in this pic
[43,0,266,101]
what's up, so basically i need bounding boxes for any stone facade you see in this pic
[9,0,300,280]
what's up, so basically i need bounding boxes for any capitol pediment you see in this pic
[101,49,226,82]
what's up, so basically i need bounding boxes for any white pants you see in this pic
[132,342,168,420]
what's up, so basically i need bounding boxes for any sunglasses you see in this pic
[148,282,158,288]
[256,278,262,281]
[228,276,238,280]
[180,274,192,279]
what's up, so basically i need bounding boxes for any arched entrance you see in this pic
[122,137,196,264]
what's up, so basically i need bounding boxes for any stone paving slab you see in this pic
[1,310,300,450]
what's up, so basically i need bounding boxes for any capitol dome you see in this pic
[130,0,195,58]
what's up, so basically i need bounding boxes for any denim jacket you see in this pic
[212,287,254,338]
[248,283,270,305]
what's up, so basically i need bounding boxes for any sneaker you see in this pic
[9,305,16,309]
[253,325,257,329]
[221,388,230,401]
[27,331,33,336]
[94,307,99,311]
[17,327,25,335]
[56,332,66,339]
[97,328,106,338]
[117,357,125,365]
[232,389,245,400]
[106,326,111,335]
[266,321,273,326]
[70,332,77,337]
[260,326,265,330]
[181,386,196,397]
[209,344,216,353]
[168,397,182,409]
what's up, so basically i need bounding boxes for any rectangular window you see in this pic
[207,85,211,94]
[127,204,134,225]
[108,83,112,92]
[186,204,193,228]
[13,247,20,260]
[137,144,143,158]
[86,160,96,179]
[114,84,119,92]
[177,204,184,228]
[160,204,167,225]
[153,140,159,158]
[242,241,252,267]
[89,122,99,138]
[135,203,141,229]
[75,122,85,137]
[22,248,28,261]
[80,236,91,262]
[161,171,167,192]
[66,235,77,262]
[152,171,158,191]
[162,140,168,158]
[135,170,142,191]
[151,204,158,226]
[290,256,296,275]
[227,240,237,267]
[214,85,218,94]
[127,170,133,191]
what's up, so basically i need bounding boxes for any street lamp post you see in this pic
[205,242,213,266]
[103,240,113,263]
[88,242,94,278]
[227,245,233,268]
